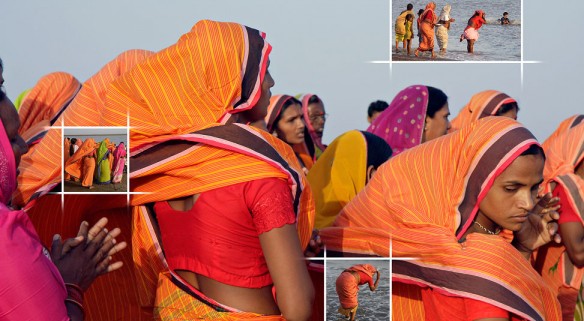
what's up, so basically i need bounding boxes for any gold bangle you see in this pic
[65,298,85,315]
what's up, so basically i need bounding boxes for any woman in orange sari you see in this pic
[535,115,584,320]
[335,264,380,321]
[415,2,439,58]
[321,117,562,320]
[450,89,519,132]
[65,138,97,190]
[100,20,315,320]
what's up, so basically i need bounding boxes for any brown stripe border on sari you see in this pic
[570,115,584,128]
[557,175,584,218]
[266,95,291,132]
[393,260,543,321]
[480,93,513,118]
[131,124,303,215]
[456,127,537,237]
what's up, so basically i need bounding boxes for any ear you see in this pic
[366,165,377,184]
[367,116,372,124]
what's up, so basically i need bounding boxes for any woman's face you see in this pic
[478,153,544,231]
[0,68,28,171]
[423,103,451,143]
[275,103,305,145]
[239,61,275,123]
[307,101,326,138]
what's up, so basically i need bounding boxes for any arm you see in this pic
[560,222,584,266]
[370,271,380,291]
[259,225,314,321]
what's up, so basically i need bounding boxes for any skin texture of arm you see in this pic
[259,224,314,321]
[370,271,380,291]
[560,222,584,266]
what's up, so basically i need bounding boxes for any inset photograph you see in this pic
[64,127,127,192]
[392,1,520,61]
[327,260,389,321]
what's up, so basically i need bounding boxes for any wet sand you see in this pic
[392,53,456,61]
[64,173,128,192]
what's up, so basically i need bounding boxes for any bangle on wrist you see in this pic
[65,298,85,316]
[65,283,84,305]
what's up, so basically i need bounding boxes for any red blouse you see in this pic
[154,178,296,289]
[356,270,373,287]
[553,184,581,224]
[422,288,526,321]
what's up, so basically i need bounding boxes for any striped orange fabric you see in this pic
[12,128,62,209]
[64,138,97,179]
[18,72,81,144]
[62,49,154,126]
[450,90,516,132]
[99,20,314,318]
[534,115,584,317]
[320,117,560,321]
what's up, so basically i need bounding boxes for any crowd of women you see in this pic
[0,18,582,321]
[395,2,487,57]
[64,137,126,190]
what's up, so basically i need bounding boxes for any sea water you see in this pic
[392,0,521,61]
[326,260,390,321]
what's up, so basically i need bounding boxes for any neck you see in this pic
[463,212,500,238]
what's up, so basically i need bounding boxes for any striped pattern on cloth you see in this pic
[320,117,561,321]
[450,90,516,132]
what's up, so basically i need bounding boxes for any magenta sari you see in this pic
[112,142,126,184]
[0,117,68,320]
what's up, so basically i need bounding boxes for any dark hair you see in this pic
[426,86,448,118]
[503,12,508,15]
[406,13,414,20]
[0,57,5,101]
[407,3,413,10]
[520,144,546,161]
[308,95,322,105]
[418,9,424,15]
[367,100,388,118]
[0,57,3,70]
[361,131,393,169]
[273,97,302,125]
[495,102,519,116]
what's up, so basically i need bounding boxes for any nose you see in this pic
[298,118,305,130]
[518,191,535,212]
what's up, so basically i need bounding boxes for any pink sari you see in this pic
[112,142,126,184]
[366,85,428,156]
[0,117,68,320]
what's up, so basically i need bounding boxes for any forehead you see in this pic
[282,103,302,116]
[308,101,325,113]
[496,154,544,182]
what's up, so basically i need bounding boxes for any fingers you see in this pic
[532,192,552,214]
[61,235,85,255]
[50,234,63,262]
[76,221,89,238]
[87,217,109,242]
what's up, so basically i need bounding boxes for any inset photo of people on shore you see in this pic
[64,127,127,192]
[327,260,389,321]
[392,1,520,61]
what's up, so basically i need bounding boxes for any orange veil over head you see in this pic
[320,117,560,321]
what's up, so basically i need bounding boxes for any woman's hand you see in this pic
[304,229,323,257]
[50,218,127,291]
[513,193,561,255]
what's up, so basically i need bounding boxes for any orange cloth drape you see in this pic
[64,138,97,180]
[62,49,155,126]
[18,72,81,145]
[450,90,517,132]
[320,117,560,321]
[98,20,314,319]
[534,115,584,320]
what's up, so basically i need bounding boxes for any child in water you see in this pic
[501,12,510,24]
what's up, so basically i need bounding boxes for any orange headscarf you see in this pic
[534,115,584,318]
[18,72,81,145]
[62,49,154,126]
[320,117,560,321]
[450,90,517,132]
[99,20,314,320]
[64,138,97,179]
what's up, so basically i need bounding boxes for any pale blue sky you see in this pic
[1,0,581,142]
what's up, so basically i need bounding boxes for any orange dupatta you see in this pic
[320,117,560,321]
[534,115,584,319]
[17,72,81,145]
[450,90,517,132]
[100,20,314,320]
